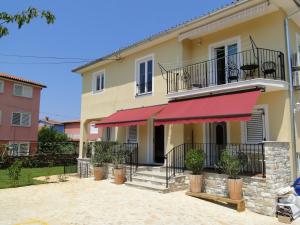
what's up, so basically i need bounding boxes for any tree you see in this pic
[0,7,55,38]
[38,127,74,154]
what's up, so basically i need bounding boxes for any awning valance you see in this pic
[155,90,261,126]
[95,104,166,128]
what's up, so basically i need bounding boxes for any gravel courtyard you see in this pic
[0,177,299,225]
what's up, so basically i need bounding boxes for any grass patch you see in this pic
[0,165,77,189]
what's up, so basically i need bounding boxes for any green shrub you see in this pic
[219,149,241,179]
[91,142,112,167]
[185,149,205,175]
[7,160,23,187]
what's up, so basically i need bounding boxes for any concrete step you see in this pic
[134,170,166,179]
[131,176,166,186]
[125,180,169,193]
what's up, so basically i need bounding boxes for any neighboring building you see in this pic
[63,120,81,141]
[73,0,300,216]
[39,117,64,133]
[0,73,46,156]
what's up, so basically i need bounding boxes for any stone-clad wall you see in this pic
[202,142,291,216]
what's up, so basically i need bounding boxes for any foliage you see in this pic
[38,127,76,154]
[219,149,241,179]
[111,147,127,169]
[185,149,205,175]
[0,7,55,38]
[91,142,112,167]
[7,160,22,187]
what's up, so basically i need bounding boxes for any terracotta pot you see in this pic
[94,166,105,181]
[114,167,126,184]
[228,178,243,200]
[189,174,203,193]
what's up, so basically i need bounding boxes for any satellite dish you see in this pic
[294,0,300,7]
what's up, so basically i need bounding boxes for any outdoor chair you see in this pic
[262,61,276,78]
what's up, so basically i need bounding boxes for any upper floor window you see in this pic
[136,55,153,96]
[13,84,33,98]
[11,112,31,127]
[0,80,4,93]
[92,70,105,94]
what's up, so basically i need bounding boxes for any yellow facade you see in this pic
[76,1,300,174]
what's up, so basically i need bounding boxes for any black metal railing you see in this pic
[165,143,265,188]
[166,48,285,93]
[83,141,139,181]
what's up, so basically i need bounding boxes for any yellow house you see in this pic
[73,0,300,216]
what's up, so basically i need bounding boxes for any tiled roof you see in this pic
[0,72,46,88]
[72,0,244,72]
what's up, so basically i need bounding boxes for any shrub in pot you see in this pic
[219,150,242,200]
[112,148,127,184]
[185,149,205,193]
[91,142,110,181]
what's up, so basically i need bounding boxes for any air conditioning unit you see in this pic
[292,53,300,87]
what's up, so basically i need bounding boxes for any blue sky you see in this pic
[1,0,232,121]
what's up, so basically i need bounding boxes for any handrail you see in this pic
[165,143,265,188]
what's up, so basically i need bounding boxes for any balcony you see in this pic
[165,48,285,94]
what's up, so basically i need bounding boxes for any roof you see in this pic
[72,0,246,73]
[62,120,80,124]
[0,72,46,88]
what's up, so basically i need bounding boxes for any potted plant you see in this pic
[91,142,109,181]
[219,149,242,200]
[185,149,205,193]
[112,148,127,184]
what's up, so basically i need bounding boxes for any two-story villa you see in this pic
[0,73,46,156]
[73,0,300,216]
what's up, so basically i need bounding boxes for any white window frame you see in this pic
[13,83,33,98]
[11,112,32,127]
[126,125,139,143]
[241,105,269,144]
[0,80,4,93]
[92,70,105,94]
[8,142,30,156]
[89,123,98,134]
[134,54,154,97]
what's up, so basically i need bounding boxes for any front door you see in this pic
[154,125,164,164]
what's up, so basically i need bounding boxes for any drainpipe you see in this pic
[284,6,300,180]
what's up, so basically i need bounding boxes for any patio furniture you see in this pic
[227,62,240,83]
[186,191,246,212]
[262,61,276,78]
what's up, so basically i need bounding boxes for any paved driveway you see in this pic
[0,177,298,225]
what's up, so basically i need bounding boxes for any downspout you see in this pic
[284,7,300,179]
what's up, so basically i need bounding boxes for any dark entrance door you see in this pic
[154,125,164,164]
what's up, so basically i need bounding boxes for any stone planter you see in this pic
[228,178,243,200]
[189,174,203,193]
[94,166,105,181]
[113,167,126,184]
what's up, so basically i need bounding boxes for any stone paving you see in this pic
[0,177,299,225]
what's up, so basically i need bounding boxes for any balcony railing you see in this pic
[166,48,285,93]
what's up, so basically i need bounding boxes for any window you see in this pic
[11,112,31,127]
[0,80,4,93]
[106,127,111,141]
[92,70,105,93]
[136,56,153,95]
[90,123,98,134]
[9,143,29,156]
[13,84,33,98]
[245,108,265,144]
[127,125,137,143]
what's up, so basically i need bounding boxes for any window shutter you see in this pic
[12,113,21,125]
[246,109,265,143]
[128,126,137,143]
[14,84,23,96]
[21,113,31,126]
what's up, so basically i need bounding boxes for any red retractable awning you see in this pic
[95,104,166,127]
[155,90,261,126]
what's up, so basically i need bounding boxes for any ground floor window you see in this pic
[9,142,30,156]
[127,125,137,143]
[105,127,111,141]
[245,108,266,143]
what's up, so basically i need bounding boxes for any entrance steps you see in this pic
[125,166,188,193]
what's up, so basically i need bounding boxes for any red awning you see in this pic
[155,90,261,125]
[95,104,166,127]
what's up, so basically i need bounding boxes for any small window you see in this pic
[127,126,137,143]
[92,71,105,93]
[13,84,33,98]
[12,112,31,127]
[245,109,265,144]
[136,56,153,95]
[90,123,98,134]
[0,80,4,93]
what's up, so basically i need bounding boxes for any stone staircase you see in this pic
[125,166,188,193]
